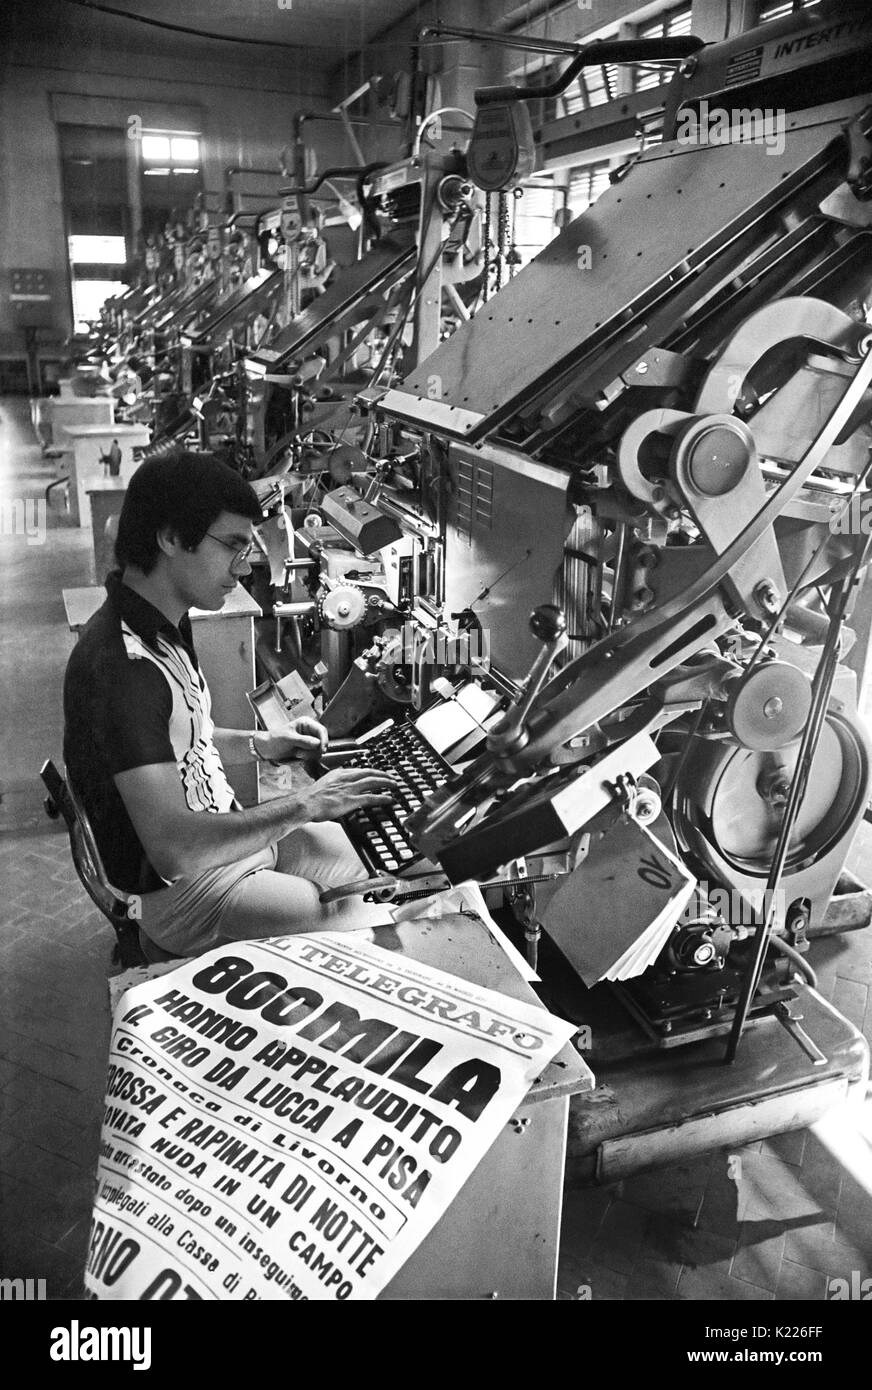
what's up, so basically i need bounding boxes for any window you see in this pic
[67,237,128,331]
[140,130,201,176]
[59,124,131,335]
[561,50,622,115]
[536,33,623,119]
[634,4,693,93]
[567,161,613,218]
[509,184,559,267]
[71,279,127,333]
[639,119,665,151]
[170,136,200,165]
[548,5,694,115]
[68,235,127,266]
[139,129,203,239]
[141,134,170,162]
[757,0,820,22]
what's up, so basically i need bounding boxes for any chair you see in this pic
[45,473,70,512]
[30,397,57,454]
[40,759,174,967]
[31,398,71,505]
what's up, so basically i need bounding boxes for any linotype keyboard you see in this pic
[333,721,453,875]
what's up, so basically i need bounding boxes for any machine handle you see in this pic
[319,876,400,904]
[487,605,568,755]
[475,37,704,105]
[317,741,365,768]
[279,162,388,197]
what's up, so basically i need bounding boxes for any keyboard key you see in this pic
[326,721,452,874]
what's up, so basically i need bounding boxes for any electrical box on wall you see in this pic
[7,269,54,328]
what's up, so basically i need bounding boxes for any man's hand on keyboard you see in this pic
[302,768,402,821]
[261,717,330,761]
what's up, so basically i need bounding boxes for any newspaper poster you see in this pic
[85,924,577,1301]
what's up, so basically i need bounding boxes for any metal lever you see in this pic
[319,876,401,905]
[278,161,388,197]
[487,605,568,757]
[273,600,316,657]
[773,1002,827,1066]
[845,111,872,201]
[282,557,316,586]
[474,37,704,105]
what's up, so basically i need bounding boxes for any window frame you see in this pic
[139,128,202,179]
[756,0,821,24]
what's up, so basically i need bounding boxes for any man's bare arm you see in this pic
[212,716,327,767]
[113,762,400,882]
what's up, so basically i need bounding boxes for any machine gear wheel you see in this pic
[319,583,367,630]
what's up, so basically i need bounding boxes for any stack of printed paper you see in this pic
[542,816,697,985]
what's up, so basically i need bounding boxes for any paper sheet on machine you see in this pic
[542,816,697,986]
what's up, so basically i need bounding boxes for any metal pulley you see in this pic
[375,631,414,704]
[436,174,475,214]
[671,413,756,499]
[672,706,870,929]
[630,773,663,825]
[467,103,536,193]
[725,661,812,752]
[319,584,367,630]
[326,443,366,486]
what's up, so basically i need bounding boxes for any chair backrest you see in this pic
[31,397,52,449]
[40,760,138,924]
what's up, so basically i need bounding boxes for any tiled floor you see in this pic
[1,395,871,1301]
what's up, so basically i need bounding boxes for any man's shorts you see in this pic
[137,822,386,956]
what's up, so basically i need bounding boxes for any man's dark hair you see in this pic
[114,451,262,574]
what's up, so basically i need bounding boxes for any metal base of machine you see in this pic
[610,972,797,1049]
[813,869,872,937]
[565,982,869,1186]
[497,914,869,1185]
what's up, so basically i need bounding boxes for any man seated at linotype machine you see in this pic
[63,451,400,958]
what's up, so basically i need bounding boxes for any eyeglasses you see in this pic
[205,532,256,567]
